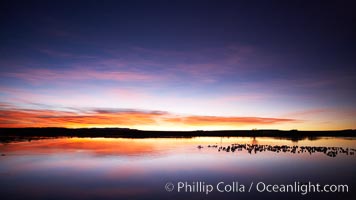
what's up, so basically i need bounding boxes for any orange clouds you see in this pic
[165,116,296,126]
[0,108,163,128]
[0,105,296,129]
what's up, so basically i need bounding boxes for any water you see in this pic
[0,137,355,200]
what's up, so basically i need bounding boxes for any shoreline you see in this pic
[1,128,355,140]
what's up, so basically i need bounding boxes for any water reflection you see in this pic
[199,144,356,157]
[0,137,355,200]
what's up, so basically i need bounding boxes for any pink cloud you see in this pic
[282,108,356,119]
[109,88,150,102]
[282,109,327,117]
[1,44,262,86]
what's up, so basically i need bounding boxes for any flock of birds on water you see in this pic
[197,143,356,157]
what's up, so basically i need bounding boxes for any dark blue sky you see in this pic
[0,0,355,130]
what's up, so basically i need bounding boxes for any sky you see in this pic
[0,0,355,130]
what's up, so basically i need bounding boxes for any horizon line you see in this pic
[1,127,355,132]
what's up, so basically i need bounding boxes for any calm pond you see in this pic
[0,137,355,200]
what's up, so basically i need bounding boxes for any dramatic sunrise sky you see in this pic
[0,0,355,130]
